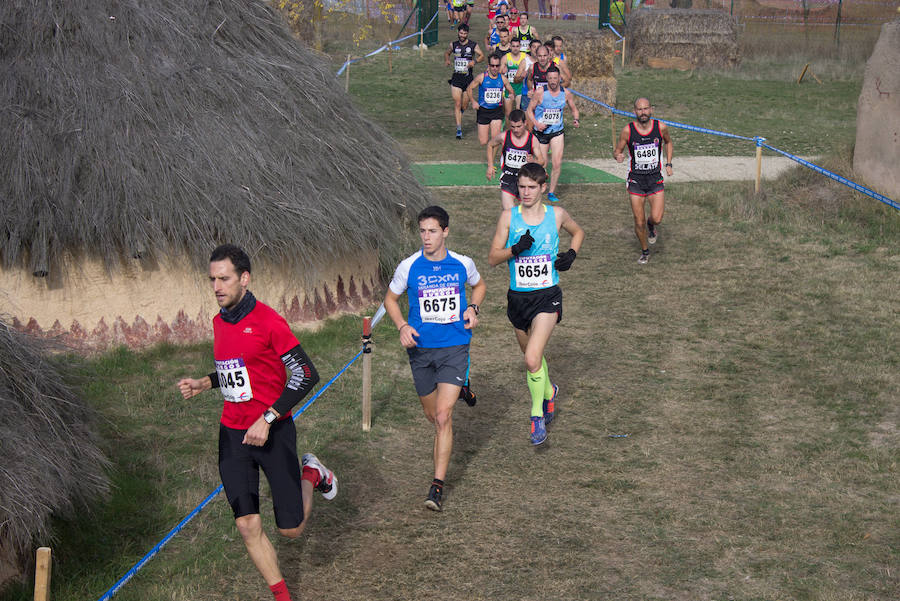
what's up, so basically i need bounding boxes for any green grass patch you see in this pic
[415,160,623,186]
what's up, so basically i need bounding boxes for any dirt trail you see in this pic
[579,155,816,183]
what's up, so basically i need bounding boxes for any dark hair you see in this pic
[551,35,563,43]
[508,109,526,122]
[458,23,469,32]
[530,38,542,48]
[518,162,547,185]
[520,12,529,17]
[546,65,560,74]
[417,206,449,230]
[498,27,509,34]
[210,244,251,275]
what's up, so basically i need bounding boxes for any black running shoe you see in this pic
[458,384,476,407]
[425,483,443,511]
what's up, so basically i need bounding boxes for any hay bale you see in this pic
[559,31,617,115]
[626,9,740,69]
[0,320,109,590]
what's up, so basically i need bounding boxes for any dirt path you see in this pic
[578,155,816,183]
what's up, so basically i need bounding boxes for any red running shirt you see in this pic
[213,301,299,429]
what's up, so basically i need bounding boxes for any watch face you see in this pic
[264,410,276,423]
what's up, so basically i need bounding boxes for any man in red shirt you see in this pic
[177,244,335,601]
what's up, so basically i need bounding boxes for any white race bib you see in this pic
[634,142,659,170]
[520,39,530,52]
[216,358,254,403]
[504,148,528,170]
[514,254,552,288]
[418,285,461,324]
[541,108,562,125]
[454,57,469,74]
[484,87,502,104]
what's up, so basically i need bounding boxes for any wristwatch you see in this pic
[263,409,278,424]
[468,304,480,316]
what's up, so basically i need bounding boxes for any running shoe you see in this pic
[456,126,462,140]
[543,384,558,425]
[425,483,443,511]
[530,415,547,445]
[458,384,477,407]
[638,250,650,264]
[547,192,560,203]
[647,219,658,244]
[301,453,338,500]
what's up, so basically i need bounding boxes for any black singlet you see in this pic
[501,130,537,179]
[627,119,663,176]
[450,40,478,77]
[531,61,550,92]
[515,25,534,53]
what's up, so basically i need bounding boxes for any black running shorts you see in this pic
[500,172,519,198]
[218,419,304,529]
[506,285,563,332]
[477,105,505,125]
[449,73,474,90]
[406,344,470,397]
[627,171,664,196]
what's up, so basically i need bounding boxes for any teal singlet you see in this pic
[506,204,559,292]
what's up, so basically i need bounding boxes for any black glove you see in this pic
[510,229,534,256]
[554,249,577,271]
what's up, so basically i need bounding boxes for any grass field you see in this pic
[3,11,899,601]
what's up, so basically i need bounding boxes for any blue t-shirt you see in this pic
[506,204,559,292]
[389,249,482,348]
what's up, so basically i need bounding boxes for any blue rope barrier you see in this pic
[570,89,898,211]
[96,348,366,601]
[337,10,439,76]
[760,142,900,211]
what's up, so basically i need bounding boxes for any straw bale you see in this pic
[0,0,429,282]
[0,320,109,590]
[573,77,618,117]
[626,9,740,69]
[563,31,617,80]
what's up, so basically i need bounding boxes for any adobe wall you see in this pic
[0,253,381,352]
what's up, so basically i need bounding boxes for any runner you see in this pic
[176,245,335,601]
[468,54,515,146]
[450,0,466,27]
[501,40,525,114]
[493,26,513,56]
[524,64,580,202]
[514,39,550,111]
[384,206,487,511]
[485,14,509,51]
[613,97,674,264]
[445,23,484,140]
[487,163,584,445]
[486,109,546,209]
[512,12,538,54]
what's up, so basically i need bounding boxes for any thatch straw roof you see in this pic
[0,319,109,586]
[1,0,428,280]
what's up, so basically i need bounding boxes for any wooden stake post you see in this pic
[361,316,372,431]
[34,547,51,601]
[754,137,765,194]
[345,54,351,92]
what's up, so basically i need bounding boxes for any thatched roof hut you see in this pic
[626,8,740,69]
[1,0,429,350]
[0,320,109,590]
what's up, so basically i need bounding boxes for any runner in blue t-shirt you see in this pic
[384,206,487,511]
[488,163,584,446]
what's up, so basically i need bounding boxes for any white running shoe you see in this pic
[301,453,338,500]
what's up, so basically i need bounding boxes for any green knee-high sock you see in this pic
[541,356,554,399]
[527,368,545,417]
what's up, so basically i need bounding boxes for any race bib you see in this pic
[418,285,461,324]
[484,87,502,104]
[541,108,562,125]
[504,148,528,170]
[216,358,253,403]
[520,39,530,52]
[535,81,548,91]
[454,57,469,73]
[514,254,552,288]
[634,142,659,170]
